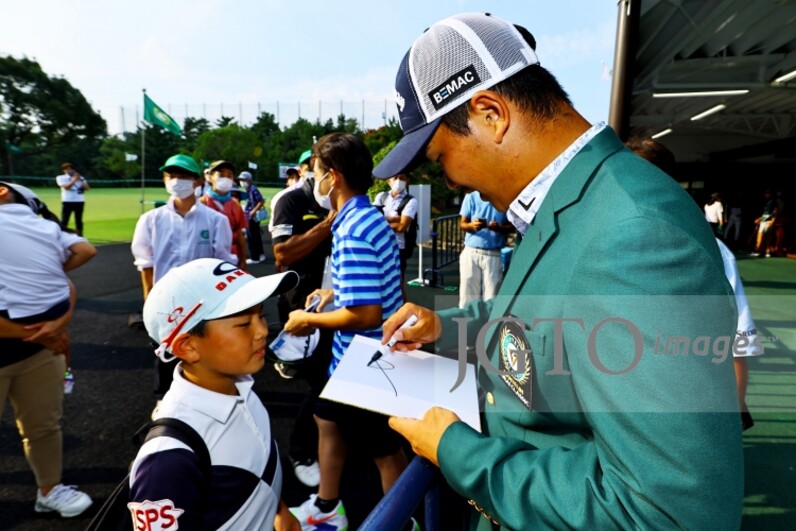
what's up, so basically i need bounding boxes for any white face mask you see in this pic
[313,172,333,210]
[240,181,250,190]
[214,177,234,193]
[390,179,406,193]
[165,178,195,199]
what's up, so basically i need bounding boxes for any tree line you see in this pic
[2,56,461,211]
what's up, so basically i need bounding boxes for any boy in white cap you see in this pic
[131,258,300,530]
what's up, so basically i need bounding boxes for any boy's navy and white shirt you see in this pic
[129,365,282,530]
[330,194,402,374]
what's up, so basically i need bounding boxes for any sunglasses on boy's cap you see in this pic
[143,258,298,362]
[373,12,539,179]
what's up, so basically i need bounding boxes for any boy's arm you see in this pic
[1,280,76,354]
[284,304,382,335]
[63,240,97,271]
[391,197,418,233]
[235,230,247,270]
[140,269,154,300]
[275,500,301,531]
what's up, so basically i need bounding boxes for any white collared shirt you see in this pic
[374,190,418,249]
[0,203,86,318]
[131,197,235,282]
[507,122,606,236]
[130,367,282,530]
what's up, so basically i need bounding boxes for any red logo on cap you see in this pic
[215,270,247,292]
[166,307,184,323]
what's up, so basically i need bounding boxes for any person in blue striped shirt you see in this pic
[284,133,408,531]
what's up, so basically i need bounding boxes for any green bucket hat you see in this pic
[159,154,201,177]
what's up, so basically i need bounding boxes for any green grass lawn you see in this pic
[31,186,284,244]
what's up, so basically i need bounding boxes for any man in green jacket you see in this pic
[374,12,743,530]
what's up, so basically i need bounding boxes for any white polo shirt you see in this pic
[0,203,86,318]
[56,173,87,203]
[131,197,236,282]
[129,366,283,530]
[374,190,418,249]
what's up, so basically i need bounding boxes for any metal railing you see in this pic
[359,457,441,531]
[423,214,464,288]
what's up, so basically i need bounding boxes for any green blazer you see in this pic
[436,128,743,530]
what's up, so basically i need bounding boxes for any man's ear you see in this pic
[469,90,510,143]
[170,333,200,363]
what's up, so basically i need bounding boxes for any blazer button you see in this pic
[486,392,495,406]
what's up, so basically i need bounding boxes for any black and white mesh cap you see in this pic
[373,12,539,179]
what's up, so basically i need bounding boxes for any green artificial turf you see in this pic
[736,256,796,529]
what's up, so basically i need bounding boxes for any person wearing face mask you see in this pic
[131,154,235,413]
[285,133,407,530]
[200,160,249,270]
[373,173,418,285]
[269,158,334,487]
[238,171,267,265]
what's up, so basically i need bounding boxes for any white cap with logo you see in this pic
[143,258,298,361]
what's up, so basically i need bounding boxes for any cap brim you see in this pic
[209,162,235,173]
[204,271,298,321]
[159,164,200,176]
[373,118,441,179]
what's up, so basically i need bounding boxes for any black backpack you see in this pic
[86,418,210,531]
[376,192,418,251]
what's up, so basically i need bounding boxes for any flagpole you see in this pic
[141,88,146,214]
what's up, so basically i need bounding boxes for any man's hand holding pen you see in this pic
[380,303,441,352]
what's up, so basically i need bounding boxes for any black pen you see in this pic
[368,314,419,366]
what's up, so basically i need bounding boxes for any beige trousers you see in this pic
[0,348,65,488]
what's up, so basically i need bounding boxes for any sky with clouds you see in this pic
[2,0,618,134]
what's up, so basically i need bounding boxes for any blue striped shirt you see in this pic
[330,194,402,374]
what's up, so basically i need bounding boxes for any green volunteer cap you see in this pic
[298,149,312,165]
[159,154,201,177]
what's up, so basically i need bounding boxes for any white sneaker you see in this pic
[34,484,92,517]
[290,494,348,531]
[292,458,320,487]
[246,257,261,265]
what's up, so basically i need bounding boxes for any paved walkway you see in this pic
[0,244,793,529]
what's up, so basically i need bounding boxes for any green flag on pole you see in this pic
[143,94,182,136]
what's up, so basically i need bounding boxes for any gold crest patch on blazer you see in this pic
[498,320,533,409]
